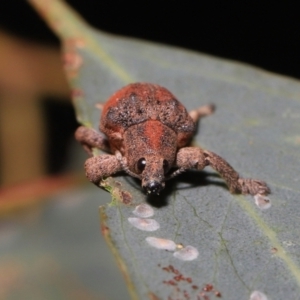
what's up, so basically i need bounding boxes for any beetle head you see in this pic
[135,155,170,195]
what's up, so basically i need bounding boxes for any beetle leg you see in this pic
[75,126,110,156]
[176,147,270,196]
[189,104,215,123]
[84,154,122,185]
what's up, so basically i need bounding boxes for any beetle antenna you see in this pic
[115,151,142,179]
[165,168,186,181]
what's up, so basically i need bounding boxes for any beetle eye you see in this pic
[137,158,146,172]
[163,159,169,173]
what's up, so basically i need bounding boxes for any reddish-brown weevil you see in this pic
[75,83,270,197]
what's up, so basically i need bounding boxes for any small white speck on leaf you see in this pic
[173,245,199,261]
[250,290,268,300]
[128,217,160,231]
[145,237,177,251]
[133,203,154,218]
[254,194,271,210]
[176,243,184,249]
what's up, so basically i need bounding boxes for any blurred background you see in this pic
[0,0,299,299]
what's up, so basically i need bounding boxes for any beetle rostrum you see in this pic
[75,82,270,198]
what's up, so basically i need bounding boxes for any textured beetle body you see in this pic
[100,83,195,153]
[99,83,195,193]
[75,82,270,198]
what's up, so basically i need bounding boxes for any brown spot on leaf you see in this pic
[62,38,86,78]
[148,292,161,300]
[101,225,109,236]
[62,51,82,75]
[174,275,184,282]
[186,277,192,283]
[169,265,175,272]
[203,284,213,292]
[121,190,132,204]
[101,178,132,205]
[71,88,84,98]
[215,291,222,297]
[65,38,86,49]
[160,265,221,300]
[271,247,278,254]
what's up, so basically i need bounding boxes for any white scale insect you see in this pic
[128,203,199,261]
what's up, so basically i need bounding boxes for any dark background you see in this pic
[1,0,299,174]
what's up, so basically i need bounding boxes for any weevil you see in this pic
[75,83,270,198]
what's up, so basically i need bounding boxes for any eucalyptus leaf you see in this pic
[29,1,300,299]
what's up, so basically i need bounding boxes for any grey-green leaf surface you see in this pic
[29,1,300,299]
